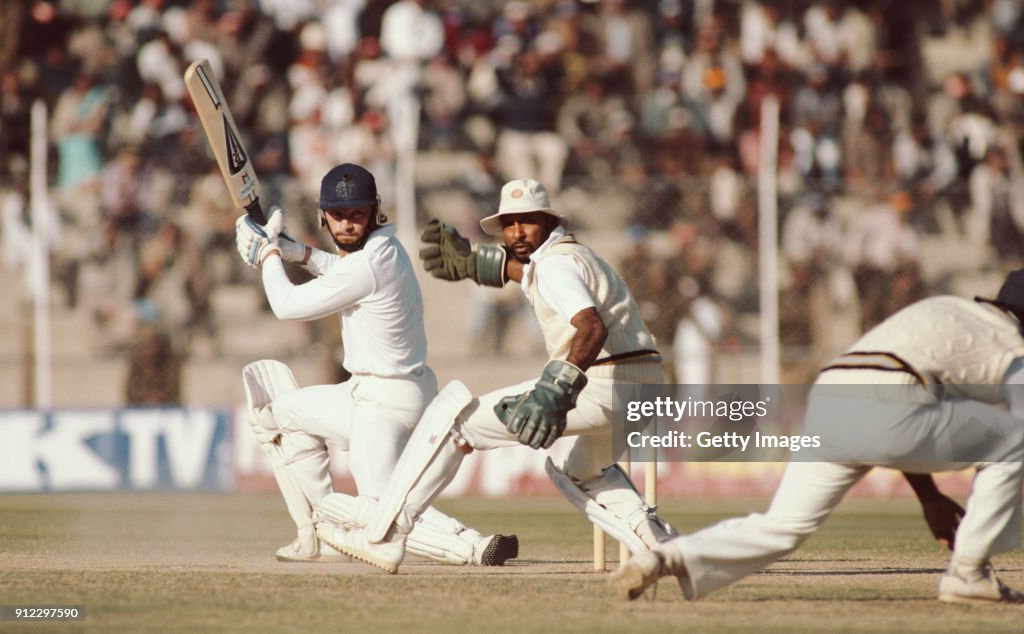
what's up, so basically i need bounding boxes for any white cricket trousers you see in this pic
[270,368,437,501]
[663,384,1024,599]
[400,362,664,517]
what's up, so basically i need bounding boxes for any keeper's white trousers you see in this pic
[664,375,1024,599]
[401,362,664,516]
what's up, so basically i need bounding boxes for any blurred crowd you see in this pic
[2,0,1024,395]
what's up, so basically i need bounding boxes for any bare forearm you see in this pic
[903,472,940,500]
[566,307,607,370]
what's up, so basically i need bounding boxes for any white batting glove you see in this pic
[235,208,284,268]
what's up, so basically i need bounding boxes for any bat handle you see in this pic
[245,199,267,225]
[245,202,293,243]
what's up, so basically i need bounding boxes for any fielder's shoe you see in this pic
[609,547,692,601]
[609,549,670,600]
[475,534,519,566]
[275,536,352,563]
[938,563,1024,604]
[317,523,406,574]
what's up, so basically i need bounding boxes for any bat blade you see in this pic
[184,59,266,224]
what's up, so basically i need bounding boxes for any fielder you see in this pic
[316,178,676,573]
[234,163,518,566]
[611,270,1024,604]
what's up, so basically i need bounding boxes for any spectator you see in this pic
[845,187,923,332]
[493,47,568,193]
[967,145,1024,256]
[51,71,108,192]
[124,324,183,405]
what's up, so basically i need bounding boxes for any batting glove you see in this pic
[235,207,284,268]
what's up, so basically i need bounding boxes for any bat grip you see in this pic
[245,199,266,225]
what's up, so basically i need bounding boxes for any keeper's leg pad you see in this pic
[366,380,473,542]
[545,457,677,555]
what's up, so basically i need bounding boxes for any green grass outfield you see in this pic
[1,494,1021,632]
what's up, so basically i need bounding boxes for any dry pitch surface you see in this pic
[1,494,1022,632]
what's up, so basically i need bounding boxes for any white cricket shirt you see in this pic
[261,225,427,377]
[520,226,596,320]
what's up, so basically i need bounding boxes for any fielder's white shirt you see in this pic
[520,226,596,320]
[261,224,427,377]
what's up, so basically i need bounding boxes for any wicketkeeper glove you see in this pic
[495,360,588,449]
[419,219,508,287]
[235,206,287,267]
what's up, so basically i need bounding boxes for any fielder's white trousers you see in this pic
[271,368,437,501]
[664,383,1024,599]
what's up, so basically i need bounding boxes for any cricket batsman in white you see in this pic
[234,163,518,566]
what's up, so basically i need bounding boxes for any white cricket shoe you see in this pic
[275,536,352,563]
[938,563,1024,604]
[317,523,406,574]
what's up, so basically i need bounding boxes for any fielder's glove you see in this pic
[419,219,508,287]
[495,360,588,449]
[235,206,293,267]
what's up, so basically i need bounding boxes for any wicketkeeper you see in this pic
[316,178,676,572]
[234,163,518,566]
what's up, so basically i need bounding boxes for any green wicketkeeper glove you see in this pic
[419,219,508,287]
[495,360,588,449]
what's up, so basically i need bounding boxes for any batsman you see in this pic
[234,163,518,567]
[317,178,676,572]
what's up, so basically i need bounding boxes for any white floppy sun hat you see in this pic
[480,178,564,236]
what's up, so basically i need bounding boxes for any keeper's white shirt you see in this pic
[260,224,427,378]
[520,226,596,320]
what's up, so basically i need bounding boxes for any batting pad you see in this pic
[242,359,300,413]
[545,457,651,555]
[241,360,317,534]
[366,380,473,542]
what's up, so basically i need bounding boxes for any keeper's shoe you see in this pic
[316,523,406,574]
[275,536,352,563]
[475,534,519,566]
[938,563,1024,604]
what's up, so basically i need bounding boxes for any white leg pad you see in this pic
[319,492,376,529]
[406,518,477,565]
[320,493,491,565]
[242,360,323,541]
[366,380,473,542]
[242,360,300,412]
[545,457,677,555]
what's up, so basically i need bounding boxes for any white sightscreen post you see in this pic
[29,99,52,407]
[758,96,780,385]
[390,62,420,252]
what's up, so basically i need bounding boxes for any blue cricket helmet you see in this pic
[319,163,379,209]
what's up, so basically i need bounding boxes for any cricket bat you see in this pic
[184,58,266,224]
